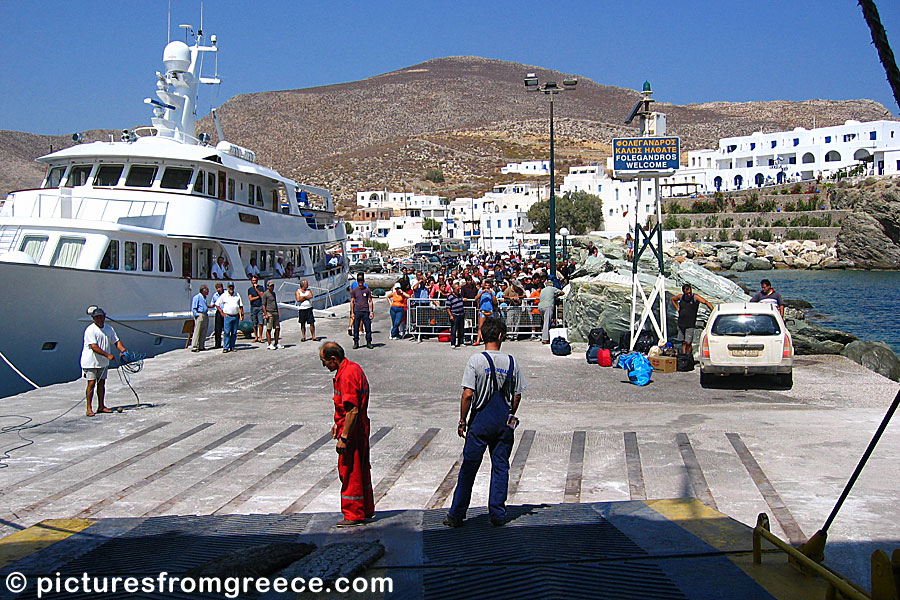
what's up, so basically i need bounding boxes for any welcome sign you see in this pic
[613,137,680,172]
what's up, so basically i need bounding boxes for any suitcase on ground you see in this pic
[586,345,600,364]
[676,353,695,372]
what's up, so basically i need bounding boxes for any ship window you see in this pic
[256,186,264,207]
[125,165,158,187]
[94,164,124,187]
[64,165,93,187]
[159,245,173,272]
[160,167,193,190]
[43,166,66,188]
[193,171,205,194]
[100,240,119,270]
[124,241,137,271]
[50,237,85,267]
[227,178,235,201]
[207,172,216,196]
[141,243,153,271]
[248,183,256,205]
[19,235,48,261]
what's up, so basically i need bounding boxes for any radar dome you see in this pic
[163,41,191,73]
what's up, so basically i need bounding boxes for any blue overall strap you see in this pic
[482,352,514,404]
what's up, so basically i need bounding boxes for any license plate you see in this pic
[731,349,759,357]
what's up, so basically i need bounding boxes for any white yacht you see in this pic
[0,29,348,397]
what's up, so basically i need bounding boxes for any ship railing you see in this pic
[275,280,342,313]
[299,208,338,230]
[11,193,168,226]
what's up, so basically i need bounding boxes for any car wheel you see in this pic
[699,369,712,387]
[778,372,793,388]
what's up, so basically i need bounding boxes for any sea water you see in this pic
[732,270,900,355]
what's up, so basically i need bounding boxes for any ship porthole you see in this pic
[41,342,57,351]
[153,337,163,345]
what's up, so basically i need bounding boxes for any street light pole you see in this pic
[549,95,556,279]
[524,73,577,285]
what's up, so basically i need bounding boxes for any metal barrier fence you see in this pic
[407,297,547,341]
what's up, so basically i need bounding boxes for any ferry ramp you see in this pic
[0,298,898,598]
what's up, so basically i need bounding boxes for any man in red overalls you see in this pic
[320,342,375,526]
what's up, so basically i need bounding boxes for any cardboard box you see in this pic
[650,356,677,373]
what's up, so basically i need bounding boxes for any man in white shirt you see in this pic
[295,279,317,342]
[274,257,286,278]
[246,258,261,278]
[211,256,226,280]
[81,307,127,417]
[215,283,245,352]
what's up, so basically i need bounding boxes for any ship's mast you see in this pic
[145,25,220,144]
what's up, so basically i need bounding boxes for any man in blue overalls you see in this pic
[444,317,526,527]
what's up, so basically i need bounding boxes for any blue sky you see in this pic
[2,0,899,135]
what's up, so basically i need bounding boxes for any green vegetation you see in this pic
[748,229,773,242]
[785,229,820,240]
[424,168,445,183]
[526,190,604,235]
[423,218,442,232]
[363,239,389,252]
[717,229,730,242]
[732,229,744,241]
[344,222,354,234]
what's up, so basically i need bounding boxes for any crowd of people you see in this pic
[371,251,573,347]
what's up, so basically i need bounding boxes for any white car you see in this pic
[698,302,793,388]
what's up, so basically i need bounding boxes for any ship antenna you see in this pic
[167,0,171,43]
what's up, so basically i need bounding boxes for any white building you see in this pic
[355,190,447,219]
[663,119,900,194]
[560,165,657,235]
[501,160,550,175]
[480,210,530,253]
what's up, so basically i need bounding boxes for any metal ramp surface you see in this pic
[1,500,829,599]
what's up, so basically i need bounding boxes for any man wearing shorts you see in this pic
[296,279,317,342]
[81,307,127,417]
[248,276,266,343]
[670,284,714,355]
[262,280,281,350]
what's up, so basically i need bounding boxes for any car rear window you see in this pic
[711,314,781,336]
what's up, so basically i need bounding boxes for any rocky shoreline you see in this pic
[665,240,853,271]
[564,236,900,380]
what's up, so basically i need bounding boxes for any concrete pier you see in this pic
[1,297,898,597]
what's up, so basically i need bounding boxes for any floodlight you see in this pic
[524,73,539,90]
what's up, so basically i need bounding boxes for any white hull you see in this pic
[0,262,346,398]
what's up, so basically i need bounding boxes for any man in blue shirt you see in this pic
[190,285,211,352]
[248,276,266,343]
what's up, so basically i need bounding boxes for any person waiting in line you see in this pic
[446,279,467,348]
[472,279,497,346]
[389,282,411,340]
[397,276,413,338]
[539,275,563,344]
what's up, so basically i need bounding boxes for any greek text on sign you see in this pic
[613,137,680,172]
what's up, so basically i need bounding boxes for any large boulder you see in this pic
[836,211,900,269]
[840,341,900,381]
[563,256,859,355]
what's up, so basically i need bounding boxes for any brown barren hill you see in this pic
[2,57,893,210]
